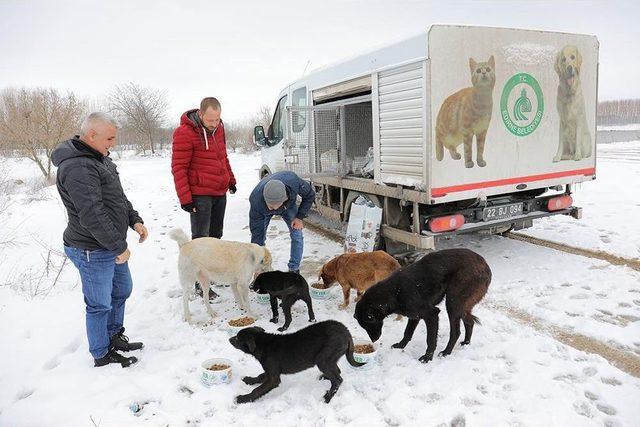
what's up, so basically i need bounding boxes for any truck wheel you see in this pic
[259,167,271,179]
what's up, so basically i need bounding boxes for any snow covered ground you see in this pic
[1,148,639,426]
[521,140,640,260]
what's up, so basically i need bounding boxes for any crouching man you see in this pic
[249,171,315,273]
[52,112,148,368]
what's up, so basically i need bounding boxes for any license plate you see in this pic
[482,203,523,221]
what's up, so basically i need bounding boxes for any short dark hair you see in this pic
[200,97,221,112]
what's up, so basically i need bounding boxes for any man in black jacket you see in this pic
[52,112,148,368]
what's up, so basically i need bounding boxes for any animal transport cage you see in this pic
[284,96,374,178]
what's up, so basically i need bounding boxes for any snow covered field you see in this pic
[521,140,640,260]
[1,147,639,426]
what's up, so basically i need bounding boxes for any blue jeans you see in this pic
[250,213,303,271]
[64,246,133,359]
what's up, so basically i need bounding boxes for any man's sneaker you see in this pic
[111,327,144,352]
[94,348,138,368]
[194,282,219,301]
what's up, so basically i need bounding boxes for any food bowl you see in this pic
[255,293,271,305]
[227,316,256,335]
[352,339,377,369]
[309,283,331,300]
[200,358,233,386]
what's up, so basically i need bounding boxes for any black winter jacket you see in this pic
[52,137,142,254]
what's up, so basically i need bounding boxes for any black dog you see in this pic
[251,271,315,331]
[354,248,491,363]
[229,320,364,403]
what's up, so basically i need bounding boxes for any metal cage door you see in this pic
[285,105,348,177]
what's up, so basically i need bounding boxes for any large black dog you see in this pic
[354,248,491,363]
[229,320,364,403]
[251,271,315,331]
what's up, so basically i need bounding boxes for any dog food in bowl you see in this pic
[200,358,233,386]
[310,283,331,300]
[354,344,375,354]
[229,317,255,327]
[227,316,256,334]
[255,293,271,305]
[353,339,377,369]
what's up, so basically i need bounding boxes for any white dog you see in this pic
[169,228,272,324]
[553,45,592,162]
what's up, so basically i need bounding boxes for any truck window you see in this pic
[291,87,307,133]
[268,95,287,146]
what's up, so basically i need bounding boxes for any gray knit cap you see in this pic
[263,180,287,206]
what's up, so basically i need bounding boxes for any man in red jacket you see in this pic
[172,97,236,237]
[172,97,236,297]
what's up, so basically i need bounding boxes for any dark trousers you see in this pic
[190,195,227,239]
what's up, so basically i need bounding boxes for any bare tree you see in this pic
[108,82,168,155]
[0,87,86,181]
[224,105,273,153]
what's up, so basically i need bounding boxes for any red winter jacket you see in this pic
[171,110,236,205]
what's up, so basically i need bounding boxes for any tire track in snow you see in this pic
[505,232,640,273]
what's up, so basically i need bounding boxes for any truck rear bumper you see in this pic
[421,207,578,242]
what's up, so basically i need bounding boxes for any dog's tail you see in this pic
[168,228,190,247]
[345,336,366,368]
[471,314,481,326]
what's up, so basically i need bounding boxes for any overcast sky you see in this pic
[1,0,638,124]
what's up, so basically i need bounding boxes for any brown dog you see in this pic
[318,251,401,309]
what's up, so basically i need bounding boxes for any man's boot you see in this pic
[94,347,138,368]
[111,327,144,352]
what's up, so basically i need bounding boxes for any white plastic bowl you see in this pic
[227,318,256,335]
[309,284,331,300]
[255,293,271,305]
[200,358,233,386]
[352,339,377,369]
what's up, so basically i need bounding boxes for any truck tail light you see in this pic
[428,214,465,233]
[547,195,573,211]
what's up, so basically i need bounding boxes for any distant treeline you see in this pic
[598,99,640,126]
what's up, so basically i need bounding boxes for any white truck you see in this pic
[253,25,599,251]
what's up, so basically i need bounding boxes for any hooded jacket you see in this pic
[52,137,142,254]
[171,109,236,205]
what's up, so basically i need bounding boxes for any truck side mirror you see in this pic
[254,126,266,146]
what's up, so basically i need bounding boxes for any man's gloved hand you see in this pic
[229,184,237,194]
[181,203,196,213]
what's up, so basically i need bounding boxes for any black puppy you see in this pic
[229,320,364,404]
[251,271,315,331]
[354,248,491,363]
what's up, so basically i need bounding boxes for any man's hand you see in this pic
[134,223,148,243]
[115,248,131,264]
[181,203,196,213]
[229,184,237,194]
[291,218,304,230]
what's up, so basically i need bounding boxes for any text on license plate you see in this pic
[482,203,523,221]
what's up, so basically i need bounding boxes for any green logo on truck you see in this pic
[501,73,544,136]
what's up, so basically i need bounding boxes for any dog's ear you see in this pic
[469,57,477,74]
[575,48,582,73]
[246,334,256,353]
[488,55,495,69]
[554,49,563,76]
[367,305,385,322]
